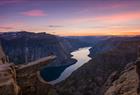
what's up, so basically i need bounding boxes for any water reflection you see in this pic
[48,47,92,85]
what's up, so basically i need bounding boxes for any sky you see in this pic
[0,0,140,36]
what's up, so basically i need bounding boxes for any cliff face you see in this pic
[16,56,58,95]
[104,59,140,95]
[0,46,20,95]
[0,64,20,95]
[101,44,140,95]
[0,31,73,66]
[0,45,58,95]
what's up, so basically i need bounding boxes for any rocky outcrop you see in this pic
[0,63,21,95]
[16,56,57,95]
[104,59,140,95]
[0,46,21,95]
[0,45,58,95]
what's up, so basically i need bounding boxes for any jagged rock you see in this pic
[0,46,21,95]
[104,61,139,95]
[104,46,140,95]
[0,45,58,95]
[16,56,57,95]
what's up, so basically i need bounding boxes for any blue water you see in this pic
[40,47,91,84]
[40,64,71,81]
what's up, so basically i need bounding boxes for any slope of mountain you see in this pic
[64,37,91,49]
[55,36,140,95]
[65,36,111,44]
[90,36,140,57]
[0,31,75,66]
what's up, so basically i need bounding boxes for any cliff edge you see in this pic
[0,45,58,95]
[104,48,140,95]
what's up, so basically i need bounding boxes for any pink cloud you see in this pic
[0,26,13,30]
[21,9,47,17]
[53,11,140,25]
[96,0,140,9]
[95,11,140,22]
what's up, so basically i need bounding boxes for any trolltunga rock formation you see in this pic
[0,45,57,95]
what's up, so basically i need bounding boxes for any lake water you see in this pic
[48,47,92,85]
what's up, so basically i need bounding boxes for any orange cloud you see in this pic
[121,32,140,36]
[21,9,47,17]
[0,22,26,31]
[96,11,140,23]
[0,26,13,30]
[59,31,140,36]
[48,25,140,36]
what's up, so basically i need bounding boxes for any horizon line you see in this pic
[0,31,140,37]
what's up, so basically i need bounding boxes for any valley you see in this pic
[0,31,140,95]
[1,0,140,94]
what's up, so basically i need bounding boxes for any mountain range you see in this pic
[0,31,140,95]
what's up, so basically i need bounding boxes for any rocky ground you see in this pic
[104,60,139,95]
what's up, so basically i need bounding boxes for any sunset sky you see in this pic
[0,0,140,36]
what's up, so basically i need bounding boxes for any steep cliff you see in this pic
[0,63,21,95]
[0,45,58,95]
[16,56,58,95]
[0,46,21,95]
[0,31,73,66]
[104,58,140,95]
